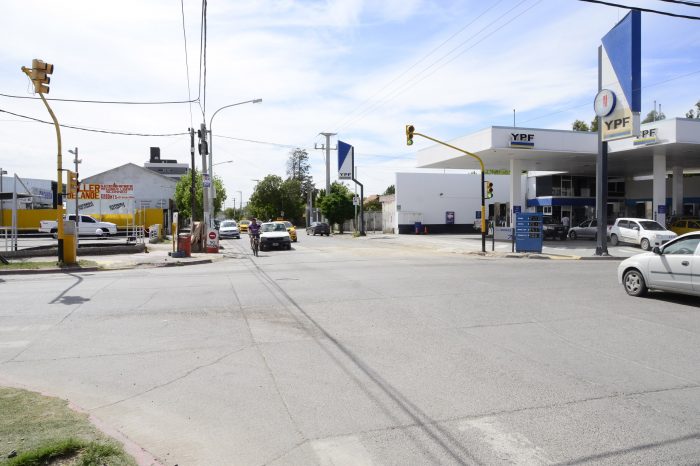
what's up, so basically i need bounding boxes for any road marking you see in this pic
[460,417,552,465]
[311,435,374,466]
[0,340,30,348]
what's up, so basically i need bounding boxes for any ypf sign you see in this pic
[598,10,641,142]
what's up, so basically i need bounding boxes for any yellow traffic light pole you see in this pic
[406,125,487,253]
[21,62,67,263]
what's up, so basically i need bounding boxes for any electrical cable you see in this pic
[577,0,700,19]
[214,134,300,148]
[655,0,700,6]
[0,92,199,105]
[0,108,188,137]
[330,0,507,131]
[180,0,195,128]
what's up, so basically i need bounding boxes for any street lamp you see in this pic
[207,98,262,229]
[236,190,242,218]
[213,159,233,167]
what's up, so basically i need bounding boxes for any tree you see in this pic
[590,117,599,132]
[642,109,665,124]
[223,207,236,219]
[686,100,700,119]
[572,120,590,132]
[319,182,354,233]
[286,148,314,199]
[247,175,305,223]
[383,184,395,195]
[364,196,382,212]
[174,169,226,220]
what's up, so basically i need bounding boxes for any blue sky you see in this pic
[1,0,698,204]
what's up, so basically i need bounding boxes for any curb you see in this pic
[0,258,214,275]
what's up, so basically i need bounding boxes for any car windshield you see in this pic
[240,220,250,225]
[261,223,287,232]
[284,221,292,228]
[639,221,666,231]
[221,221,236,227]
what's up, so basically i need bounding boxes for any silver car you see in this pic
[568,219,598,240]
[219,220,240,239]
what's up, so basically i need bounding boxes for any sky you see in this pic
[1,0,699,207]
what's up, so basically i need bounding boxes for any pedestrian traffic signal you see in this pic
[485,181,494,199]
[405,125,415,146]
[67,170,78,195]
[29,59,54,94]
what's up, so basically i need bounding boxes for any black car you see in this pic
[306,222,330,236]
[542,216,567,240]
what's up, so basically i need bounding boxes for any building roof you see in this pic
[82,163,177,185]
[416,118,700,177]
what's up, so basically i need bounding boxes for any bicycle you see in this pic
[250,234,260,256]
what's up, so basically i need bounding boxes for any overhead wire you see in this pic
[0,108,188,137]
[0,93,199,105]
[577,0,700,19]
[655,0,700,6]
[330,0,507,131]
[337,0,542,132]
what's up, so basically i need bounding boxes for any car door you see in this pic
[78,215,96,235]
[622,220,640,245]
[585,219,597,239]
[648,235,700,292]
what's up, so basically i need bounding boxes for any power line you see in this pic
[577,0,700,19]
[180,0,195,128]
[215,134,299,148]
[0,108,188,137]
[655,0,700,6]
[0,92,199,105]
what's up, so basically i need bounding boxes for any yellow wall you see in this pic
[3,208,166,231]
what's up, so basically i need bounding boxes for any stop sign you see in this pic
[209,231,216,239]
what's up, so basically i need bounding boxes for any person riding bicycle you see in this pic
[248,217,261,249]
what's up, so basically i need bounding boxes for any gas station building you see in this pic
[411,118,700,231]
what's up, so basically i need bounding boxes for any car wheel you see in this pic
[640,238,650,251]
[623,269,648,297]
[569,230,577,240]
[51,229,58,239]
[610,234,619,246]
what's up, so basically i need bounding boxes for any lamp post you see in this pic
[236,190,242,219]
[207,98,262,229]
[68,148,81,247]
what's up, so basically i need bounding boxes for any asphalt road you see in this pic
[1,234,698,465]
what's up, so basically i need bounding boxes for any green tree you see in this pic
[383,184,395,195]
[286,148,314,199]
[686,100,700,119]
[319,182,354,233]
[364,196,382,212]
[174,169,226,220]
[590,117,599,132]
[572,119,590,132]
[642,109,665,123]
[223,207,236,219]
[248,175,304,222]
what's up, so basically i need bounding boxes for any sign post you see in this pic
[339,141,365,236]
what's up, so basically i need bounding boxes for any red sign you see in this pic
[209,231,216,239]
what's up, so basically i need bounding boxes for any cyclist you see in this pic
[248,217,261,251]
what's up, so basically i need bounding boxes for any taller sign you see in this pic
[337,140,354,180]
[599,10,641,141]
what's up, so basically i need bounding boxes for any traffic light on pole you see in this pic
[405,125,415,146]
[67,170,78,195]
[30,59,54,94]
[485,181,494,199]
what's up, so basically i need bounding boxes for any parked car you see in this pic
[259,222,292,251]
[618,232,700,297]
[608,218,677,250]
[218,220,240,239]
[238,219,250,233]
[282,221,298,242]
[669,219,700,236]
[306,222,330,236]
[542,216,567,240]
[568,219,599,240]
[39,214,117,239]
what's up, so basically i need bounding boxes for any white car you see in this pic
[259,222,292,251]
[608,217,677,251]
[618,232,700,297]
[39,214,117,239]
[218,220,240,239]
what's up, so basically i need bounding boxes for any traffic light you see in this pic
[29,59,54,94]
[485,181,494,199]
[405,125,415,146]
[67,170,78,195]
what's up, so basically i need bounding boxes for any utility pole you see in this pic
[199,123,209,229]
[189,128,196,230]
[68,148,81,247]
[0,168,6,227]
[315,132,337,195]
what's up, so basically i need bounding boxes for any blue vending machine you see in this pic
[515,213,543,253]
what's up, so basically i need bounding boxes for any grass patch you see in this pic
[0,260,98,271]
[0,387,136,466]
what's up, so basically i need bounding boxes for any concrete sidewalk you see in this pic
[0,241,226,275]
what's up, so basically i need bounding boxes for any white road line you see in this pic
[460,417,552,465]
[312,435,375,466]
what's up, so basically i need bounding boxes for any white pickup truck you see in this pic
[39,214,118,238]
